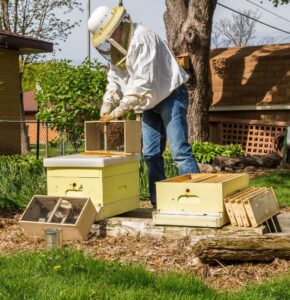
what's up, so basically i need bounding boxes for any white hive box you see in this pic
[44,154,140,221]
[153,173,249,228]
[85,120,141,153]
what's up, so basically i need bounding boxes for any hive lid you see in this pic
[43,153,141,168]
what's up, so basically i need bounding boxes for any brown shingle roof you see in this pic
[0,29,53,54]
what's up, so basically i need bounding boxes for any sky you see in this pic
[51,0,290,64]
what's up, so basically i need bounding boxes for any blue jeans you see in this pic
[142,85,200,205]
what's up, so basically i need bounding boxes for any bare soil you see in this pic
[1,211,290,291]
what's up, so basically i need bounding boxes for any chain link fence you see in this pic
[0,118,84,158]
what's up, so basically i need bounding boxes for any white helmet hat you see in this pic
[88,6,126,48]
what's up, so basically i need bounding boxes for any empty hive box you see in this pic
[44,154,140,221]
[85,120,141,153]
[19,196,97,240]
[153,173,249,228]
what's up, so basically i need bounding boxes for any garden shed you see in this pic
[209,44,290,155]
[0,29,53,155]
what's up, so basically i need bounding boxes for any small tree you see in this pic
[212,9,261,48]
[36,60,107,153]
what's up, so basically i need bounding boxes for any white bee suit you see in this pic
[103,24,189,117]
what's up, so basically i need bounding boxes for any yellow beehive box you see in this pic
[85,120,141,153]
[19,196,96,241]
[44,154,140,221]
[154,173,249,228]
[156,173,249,214]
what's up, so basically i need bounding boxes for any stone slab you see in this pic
[92,208,268,242]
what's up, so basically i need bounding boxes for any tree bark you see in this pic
[164,0,217,142]
[194,235,290,262]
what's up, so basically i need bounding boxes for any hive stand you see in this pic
[153,173,249,228]
[19,196,97,240]
[85,120,141,153]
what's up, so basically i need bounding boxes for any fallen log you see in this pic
[194,234,290,262]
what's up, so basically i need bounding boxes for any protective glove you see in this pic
[100,114,113,123]
[100,90,122,117]
[100,103,114,117]
[110,105,128,120]
[109,95,143,119]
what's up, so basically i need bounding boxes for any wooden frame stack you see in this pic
[224,187,280,229]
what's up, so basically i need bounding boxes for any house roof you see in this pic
[0,29,53,54]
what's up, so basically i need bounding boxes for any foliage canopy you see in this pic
[36,60,107,152]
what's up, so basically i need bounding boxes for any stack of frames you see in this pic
[224,187,281,232]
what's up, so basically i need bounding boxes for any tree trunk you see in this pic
[194,235,290,262]
[164,0,217,142]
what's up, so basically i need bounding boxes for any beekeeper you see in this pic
[88,5,200,207]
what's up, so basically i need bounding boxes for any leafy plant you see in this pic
[0,155,46,210]
[36,60,107,153]
[192,142,244,164]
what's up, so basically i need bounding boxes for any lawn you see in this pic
[0,249,290,300]
[250,170,290,207]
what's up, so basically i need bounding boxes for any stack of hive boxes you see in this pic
[153,173,280,229]
[20,120,142,240]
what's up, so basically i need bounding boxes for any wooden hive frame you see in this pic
[224,187,280,228]
[85,120,141,153]
[19,196,97,241]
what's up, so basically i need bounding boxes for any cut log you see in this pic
[194,234,290,262]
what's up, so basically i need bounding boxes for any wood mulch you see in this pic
[1,211,290,291]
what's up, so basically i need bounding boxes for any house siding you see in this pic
[0,48,21,154]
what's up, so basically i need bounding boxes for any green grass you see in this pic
[0,249,290,300]
[250,171,290,207]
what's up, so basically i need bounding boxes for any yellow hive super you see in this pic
[44,154,140,221]
[154,173,250,228]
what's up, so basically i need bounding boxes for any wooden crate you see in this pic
[85,120,141,153]
[19,196,97,240]
[224,187,280,227]
[154,173,249,228]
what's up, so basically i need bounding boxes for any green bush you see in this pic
[0,155,46,211]
[191,142,244,164]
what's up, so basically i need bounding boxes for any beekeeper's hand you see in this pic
[100,114,113,123]
[109,95,142,119]
[100,91,122,117]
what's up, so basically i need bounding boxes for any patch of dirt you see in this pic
[1,212,290,291]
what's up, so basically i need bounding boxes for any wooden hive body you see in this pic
[44,154,140,221]
[153,173,249,228]
[85,120,141,153]
[19,196,96,240]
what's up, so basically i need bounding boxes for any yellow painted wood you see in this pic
[47,161,140,220]
[47,162,138,178]
[156,174,249,214]
[153,212,229,228]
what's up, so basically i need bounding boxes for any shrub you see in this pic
[0,155,46,211]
